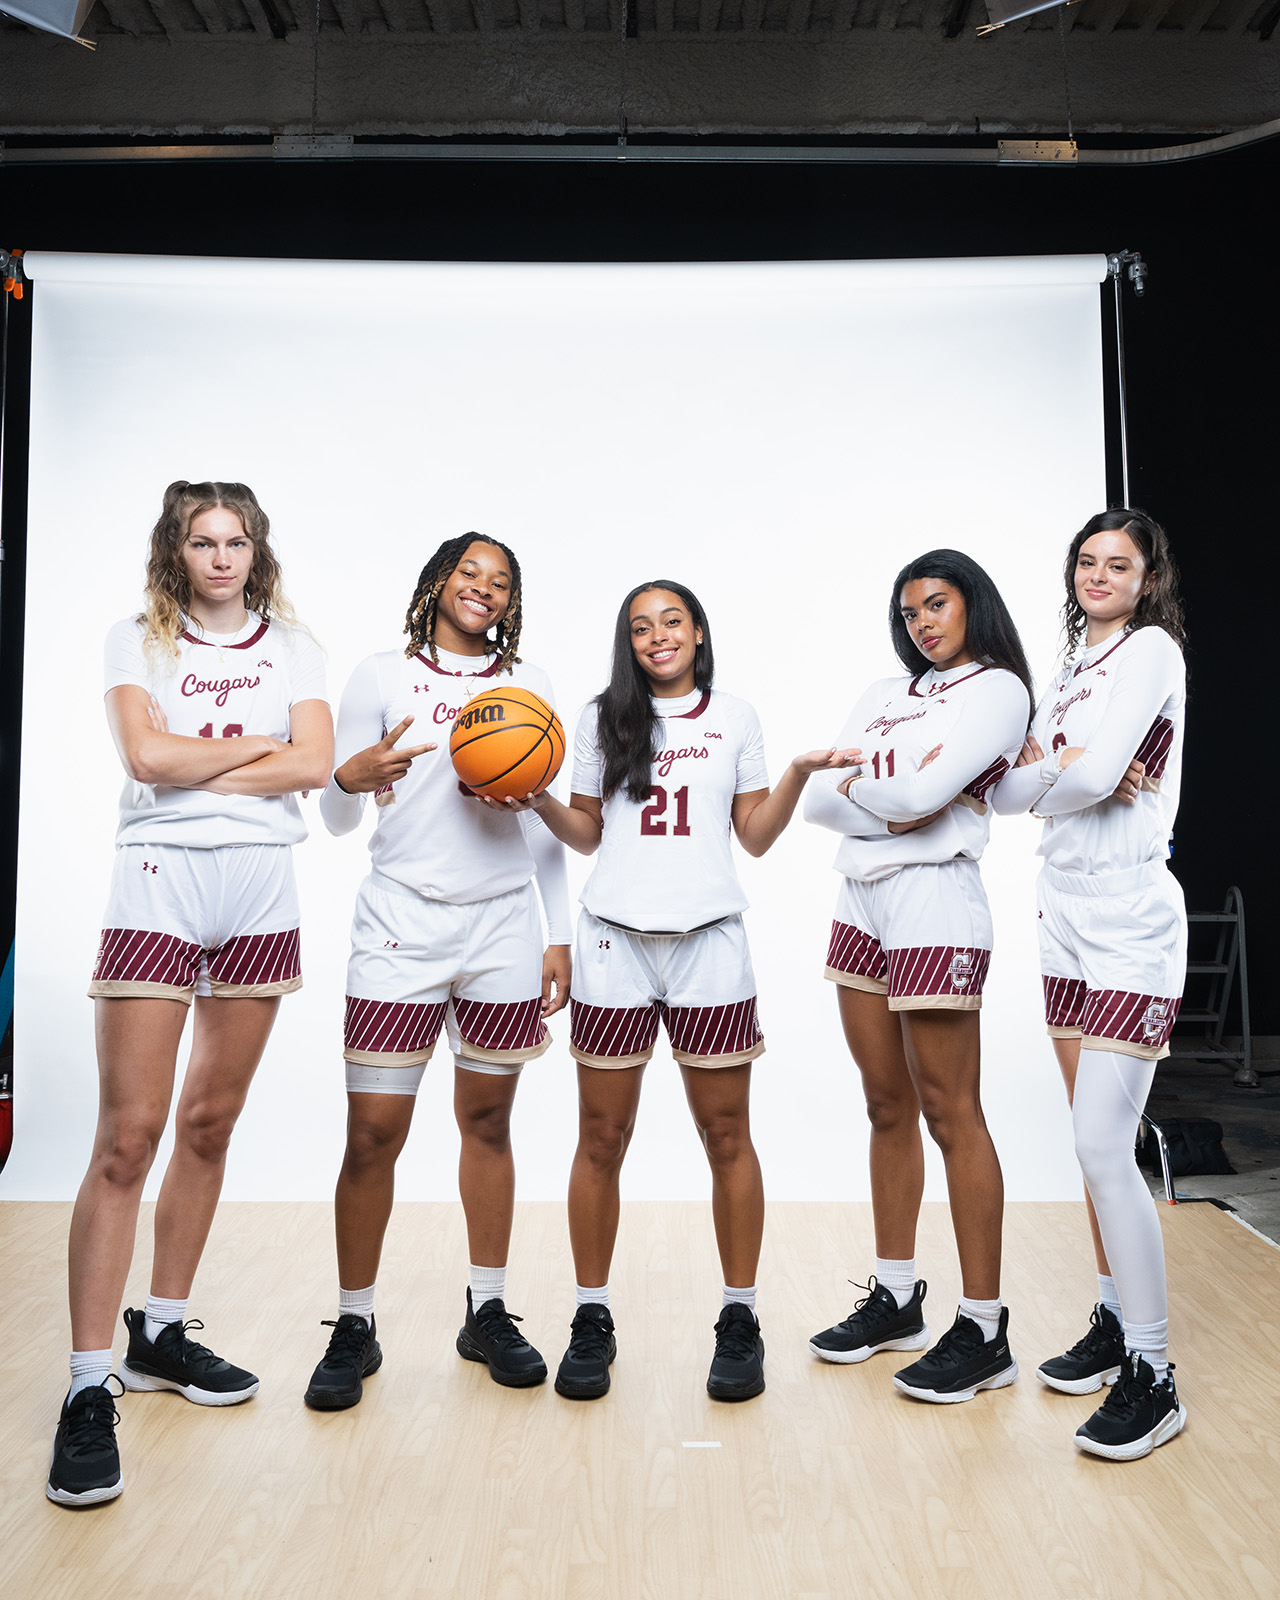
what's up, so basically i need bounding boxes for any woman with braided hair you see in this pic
[48,481,332,1507]
[302,534,570,1409]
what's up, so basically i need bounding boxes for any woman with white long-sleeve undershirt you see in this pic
[991,507,1188,1462]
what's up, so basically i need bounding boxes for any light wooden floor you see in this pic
[4,1200,1279,1600]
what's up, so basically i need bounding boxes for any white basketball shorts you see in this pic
[89,843,301,1004]
[824,860,992,1011]
[343,874,549,1068]
[1038,859,1185,1060]
[569,911,764,1070]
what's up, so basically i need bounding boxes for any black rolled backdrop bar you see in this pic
[0,269,31,1174]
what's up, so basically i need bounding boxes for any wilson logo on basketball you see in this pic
[449,685,565,801]
[454,703,508,732]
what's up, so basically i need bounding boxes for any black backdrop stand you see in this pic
[0,141,1275,1069]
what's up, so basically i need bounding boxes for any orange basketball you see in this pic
[449,685,566,800]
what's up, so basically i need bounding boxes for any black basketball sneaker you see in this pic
[47,1377,125,1507]
[456,1289,548,1388]
[1037,1304,1125,1395]
[893,1307,1018,1403]
[809,1279,930,1365]
[1075,1353,1186,1461]
[707,1303,766,1401]
[554,1304,617,1400]
[304,1314,383,1410]
[119,1308,259,1405]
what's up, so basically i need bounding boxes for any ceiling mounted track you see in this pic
[1,120,1278,168]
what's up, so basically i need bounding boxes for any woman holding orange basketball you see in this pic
[302,534,570,1408]
[523,580,858,1402]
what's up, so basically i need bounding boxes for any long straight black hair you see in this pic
[889,548,1035,716]
[1061,508,1186,658]
[596,580,716,803]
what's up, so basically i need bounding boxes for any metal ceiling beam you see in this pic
[3,121,1279,162]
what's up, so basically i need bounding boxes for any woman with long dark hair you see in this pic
[805,549,1032,1403]
[303,534,571,1410]
[992,509,1188,1460]
[525,580,856,1402]
[49,481,333,1507]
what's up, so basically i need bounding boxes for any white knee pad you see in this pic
[345,1059,428,1096]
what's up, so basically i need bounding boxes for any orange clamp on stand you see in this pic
[2,249,26,300]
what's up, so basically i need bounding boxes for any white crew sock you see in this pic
[68,1348,114,1399]
[470,1264,506,1309]
[1097,1274,1122,1320]
[958,1295,1003,1343]
[144,1294,189,1345]
[1124,1315,1170,1383]
[722,1284,757,1314]
[577,1283,610,1309]
[874,1257,918,1310]
[338,1284,376,1324]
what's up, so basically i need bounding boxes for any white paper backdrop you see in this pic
[5,250,1108,1203]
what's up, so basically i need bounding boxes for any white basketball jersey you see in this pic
[806,663,1029,884]
[1001,627,1185,876]
[105,614,328,848]
[321,647,559,907]
[572,687,769,933]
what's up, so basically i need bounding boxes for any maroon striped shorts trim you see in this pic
[570,1000,661,1060]
[826,921,887,982]
[345,996,448,1056]
[1043,974,1087,1030]
[663,998,762,1059]
[453,996,547,1054]
[93,928,203,988]
[208,928,301,988]
[885,945,991,1001]
[1082,988,1181,1051]
[569,998,762,1061]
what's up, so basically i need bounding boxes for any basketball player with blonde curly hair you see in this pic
[48,481,333,1507]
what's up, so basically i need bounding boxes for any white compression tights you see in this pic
[1072,1047,1168,1349]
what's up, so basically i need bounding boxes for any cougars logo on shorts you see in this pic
[949,950,975,991]
[1141,999,1171,1043]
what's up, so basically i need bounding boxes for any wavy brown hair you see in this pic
[141,480,297,663]
[1061,508,1186,658]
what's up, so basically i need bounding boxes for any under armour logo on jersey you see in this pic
[598,939,610,950]
[141,861,158,874]
[949,950,974,990]
[383,941,399,948]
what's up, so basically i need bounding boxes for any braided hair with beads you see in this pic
[402,533,524,671]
